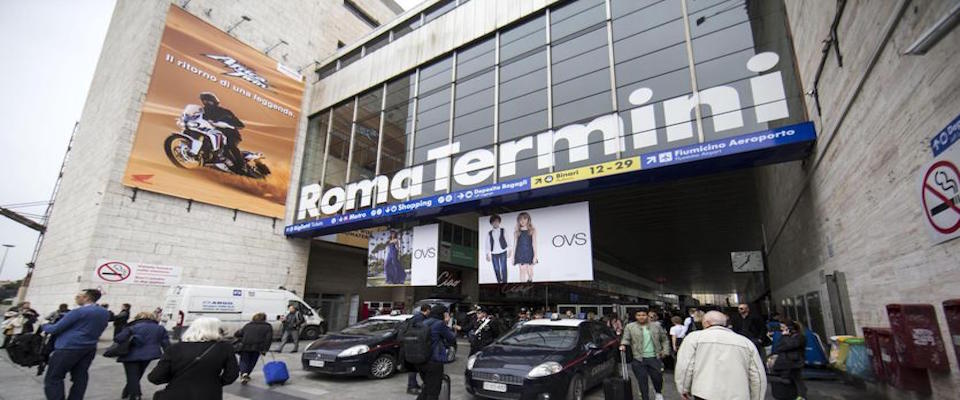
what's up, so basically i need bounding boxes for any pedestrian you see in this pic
[234,312,273,385]
[275,305,304,353]
[606,312,624,336]
[153,307,162,320]
[148,317,239,400]
[404,305,431,395]
[41,288,111,400]
[1,310,17,348]
[45,304,70,325]
[682,308,697,335]
[15,301,40,334]
[669,316,686,353]
[730,303,768,358]
[102,303,115,322]
[113,303,131,339]
[620,310,671,400]
[674,311,767,400]
[467,308,499,356]
[416,305,456,400]
[115,312,170,400]
[771,320,806,399]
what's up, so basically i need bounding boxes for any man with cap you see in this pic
[467,307,500,356]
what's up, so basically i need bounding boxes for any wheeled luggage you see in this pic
[603,350,633,400]
[264,358,290,385]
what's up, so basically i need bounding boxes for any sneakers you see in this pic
[655,394,664,400]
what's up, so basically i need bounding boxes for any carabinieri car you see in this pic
[301,314,410,379]
[465,318,620,400]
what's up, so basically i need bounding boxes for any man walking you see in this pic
[41,289,111,400]
[730,303,767,357]
[620,310,671,400]
[276,305,304,353]
[417,305,457,400]
[675,311,767,400]
[112,303,130,339]
[405,305,431,395]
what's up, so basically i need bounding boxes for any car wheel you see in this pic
[301,326,321,340]
[369,354,396,379]
[565,374,585,400]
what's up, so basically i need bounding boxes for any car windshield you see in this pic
[339,319,401,336]
[497,325,579,349]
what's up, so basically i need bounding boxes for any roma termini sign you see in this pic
[288,52,815,236]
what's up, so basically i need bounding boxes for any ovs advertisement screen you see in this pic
[367,224,439,287]
[478,202,593,284]
[122,5,305,218]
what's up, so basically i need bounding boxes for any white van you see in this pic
[160,285,326,340]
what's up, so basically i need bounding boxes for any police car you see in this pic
[465,318,619,400]
[301,314,411,379]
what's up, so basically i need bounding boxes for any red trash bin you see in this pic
[876,328,931,394]
[862,327,888,382]
[886,304,950,371]
[944,299,960,368]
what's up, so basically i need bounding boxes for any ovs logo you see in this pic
[414,247,437,259]
[552,232,588,248]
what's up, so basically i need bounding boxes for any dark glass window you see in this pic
[414,56,454,198]
[351,89,382,181]
[364,32,390,55]
[324,100,355,190]
[424,0,456,24]
[340,47,362,69]
[392,15,421,40]
[611,0,696,155]
[316,62,337,80]
[442,222,453,243]
[298,111,329,217]
[381,74,416,176]
[498,15,547,180]
[453,37,495,155]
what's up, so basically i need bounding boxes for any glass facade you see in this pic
[299,0,805,220]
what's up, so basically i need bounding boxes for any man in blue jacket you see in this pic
[406,304,431,395]
[417,305,457,400]
[41,289,111,400]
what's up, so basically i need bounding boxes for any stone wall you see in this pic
[755,0,960,398]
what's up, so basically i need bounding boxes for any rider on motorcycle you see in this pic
[199,92,246,173]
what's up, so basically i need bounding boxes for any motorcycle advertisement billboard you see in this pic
[122,5,304,218]
[366,224,439,287]
[478,202,594,284]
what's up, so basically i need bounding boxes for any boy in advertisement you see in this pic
[485,215,510,284]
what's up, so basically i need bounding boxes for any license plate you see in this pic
[483,382,507,392]
[309,360,325,367]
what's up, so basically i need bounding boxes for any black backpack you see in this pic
[6,333,44,367]
[401,319,434,365]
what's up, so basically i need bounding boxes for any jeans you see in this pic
[407,371,420,389]
[490,253,508,283]
[630,357,663,400]
[44,347,97,400]
[277,329,299,352]
[416,362,443,400]
[121,360,151,398]
[238,351,261,374]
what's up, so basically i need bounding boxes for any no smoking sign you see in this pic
[920,146,960,244]
[96,261,132,283]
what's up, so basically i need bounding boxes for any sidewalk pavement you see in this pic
[0,338,870,400]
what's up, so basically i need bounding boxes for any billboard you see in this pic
[123,5,305,218]
[367,224,439,287]
[477,202,593,284]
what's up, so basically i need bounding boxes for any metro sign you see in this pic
[297,52,796,221]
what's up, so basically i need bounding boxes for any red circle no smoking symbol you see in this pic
[97,261,131,282]
[922,161,960,234]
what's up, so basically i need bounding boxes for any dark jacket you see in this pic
[730,312,766,342]
[426,317,456,363]
[234,321,273,353]
[468,317,501,349]
[204,105,244,130]
[113,309,130,328]
[773,332,806,371]
[115,319,170,362]
[148,341,238,400]
[282,311,304,331]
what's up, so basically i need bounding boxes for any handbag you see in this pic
[153,342,217,400]
[103,336,134,358]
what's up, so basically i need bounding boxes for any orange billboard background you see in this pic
[123,5,304,218]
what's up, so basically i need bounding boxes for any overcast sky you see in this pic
[0,0,115,281]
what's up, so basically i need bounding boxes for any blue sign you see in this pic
[286,121,816,237]
[930,113,960,156]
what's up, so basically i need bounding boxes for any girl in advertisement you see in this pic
[384,231,407,285]
[513,212,538,282]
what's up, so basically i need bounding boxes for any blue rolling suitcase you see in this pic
[264,358,290,385]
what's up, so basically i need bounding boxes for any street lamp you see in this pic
[0,244,14,279]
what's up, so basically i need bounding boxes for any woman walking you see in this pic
[114,312,170,400]
[771,320,807,399]
[234,313,273,384]
[148,317,239,400]
[512,212,538,283]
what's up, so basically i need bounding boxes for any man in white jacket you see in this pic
[674,311,766,400]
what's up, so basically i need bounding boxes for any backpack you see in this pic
[401,319,435,365]
[6,333,44,367]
